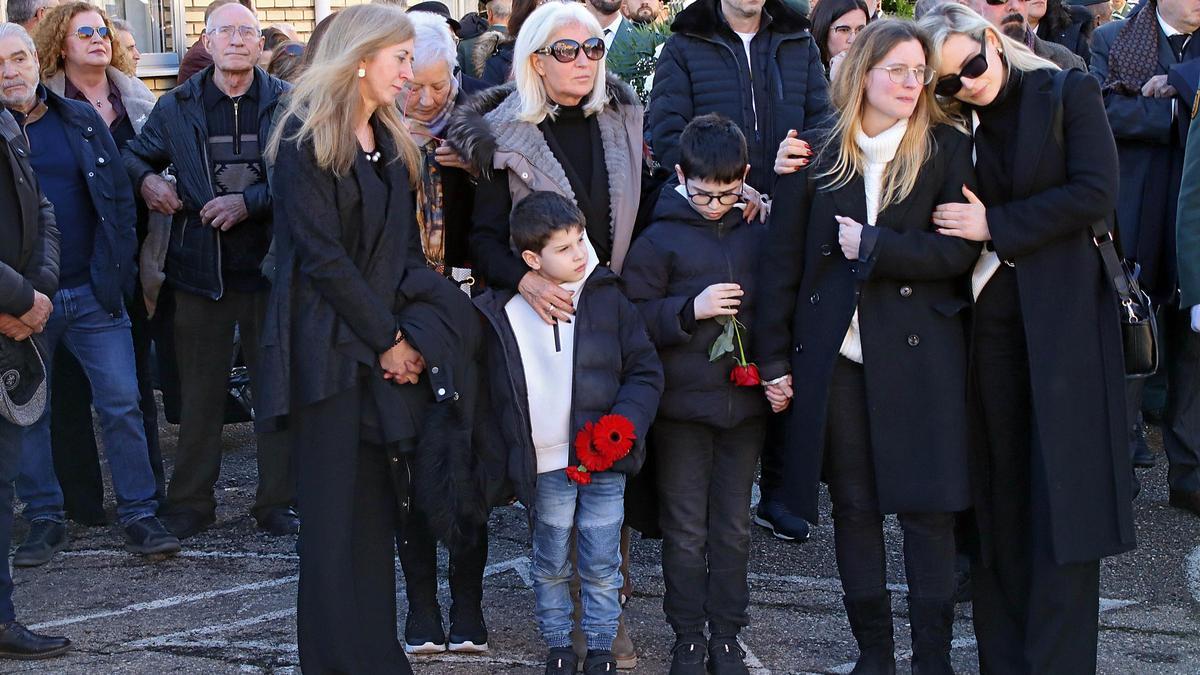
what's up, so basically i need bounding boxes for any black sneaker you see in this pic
[545,647,578,675]
[448,605,489,653]
[670,636,707,675]
[0,621,71,660]
[13,520,68,567]
[256,507,300,536]
[584,649,617,674]
[124,516,181,556]
[707,637,749,675]
[753,499,811,542]
[159,509,215,540]
[404,604,446,654]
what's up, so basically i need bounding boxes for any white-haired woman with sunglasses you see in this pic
[753,19,978,673]
[919,4,1133,673]
[261,5,482,672]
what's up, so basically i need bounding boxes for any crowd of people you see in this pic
[0,0,1196,671]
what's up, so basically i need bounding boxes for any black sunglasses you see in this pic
[934,32,988,97]
[74,25,111,40]
[534,37,606,63]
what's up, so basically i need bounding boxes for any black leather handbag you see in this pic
[1091,222,1158,378]
[0,335,47,426]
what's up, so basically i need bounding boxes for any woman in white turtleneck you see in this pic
[752,20,979,673]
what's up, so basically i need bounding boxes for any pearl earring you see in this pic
[357,67,366,78]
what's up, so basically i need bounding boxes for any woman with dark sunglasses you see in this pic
[754,20,978,673]
[920,5,1134,673]
[447,2,648,671]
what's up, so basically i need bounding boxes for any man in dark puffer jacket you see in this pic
[648,0,832,197]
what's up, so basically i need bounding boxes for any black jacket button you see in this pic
[795,343,803,353]
[821,244,833,256]
[907,334,920,347]
[810,293,820,304]
[900,286,912,297]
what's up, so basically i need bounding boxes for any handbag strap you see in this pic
[1048,69,1136,304]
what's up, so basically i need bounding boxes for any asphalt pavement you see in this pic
[1,415,1198,674]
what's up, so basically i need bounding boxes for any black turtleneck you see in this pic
[969,67,1023,210]
[539,103,612,264]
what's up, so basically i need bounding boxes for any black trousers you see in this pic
[398,455,489,620]
[825,358,957,603]
[50,296,165,520]
[972,267,1101,674]
[294,384,412,674]
[653,416,765,636]
[168,290,291,521]
[1126,303,1200,492]
[758,413,788,506]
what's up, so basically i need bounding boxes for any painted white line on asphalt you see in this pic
[60,549,300,561]
[740,638,771,674]
[1186,545,1200,604]
[126,608,297,648]
[29,575,298,631]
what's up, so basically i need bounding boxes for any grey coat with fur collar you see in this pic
[446,74,643,285]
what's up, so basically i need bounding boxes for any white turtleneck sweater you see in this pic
[506,238,600,474]
[839,119,908,364]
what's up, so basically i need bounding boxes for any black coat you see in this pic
[970,68,1134,565]
[257,115,475,432]
[753,124,979,524]
[474,266,664,524]
[0,109,59,317]
[622,182,769,428]
[438,77,490,270]
[1036,4,1094,67]
[649,0,832,194]
[481,41,514,87]
[32,88,137,316]
[122,67,289,299]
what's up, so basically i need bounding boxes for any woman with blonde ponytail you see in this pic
[753,19,978,674]
[258,5,483,672]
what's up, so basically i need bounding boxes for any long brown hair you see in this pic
[819,19,955,212]
[32,2,135,78]
[266,4,420,179]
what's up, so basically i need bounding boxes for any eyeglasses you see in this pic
[870,64,936,85]
[934,33,989,97]
[534,37,606,63]
[279,43,304,56]
[208,25,261,40]
[74,26,110,40]
[685,181,745,206]
[832,24,865,36]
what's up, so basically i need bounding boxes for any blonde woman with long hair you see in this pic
[753,19,978,674]
[920,5,1132,672]
[259,5,481,672]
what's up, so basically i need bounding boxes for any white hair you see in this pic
[0,22,36,56]
[513,1,608,123]
[206,2,261,34]
[408,11,459,75]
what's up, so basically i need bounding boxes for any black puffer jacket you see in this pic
[649,0,832,194]
[622,182,768,429]
[474,266,664,522]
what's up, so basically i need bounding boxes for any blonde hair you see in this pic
[918,3,1058,108]
[266,4,420,180]
[513,1,608,123]
[32,2,135,78]
[819,19,955,212]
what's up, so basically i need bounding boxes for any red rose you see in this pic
[575,421,616,472]
[566,465,592,485]
[730,363,761,387]
[592,414,636,465]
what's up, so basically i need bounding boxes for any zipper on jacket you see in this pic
[720,223,736,425]
[231,96,242,156]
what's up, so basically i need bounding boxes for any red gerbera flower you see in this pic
[575,421,615,473]
[592,414,636,465]
[566,465,592,485]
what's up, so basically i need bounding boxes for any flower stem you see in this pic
[733,318,748,366]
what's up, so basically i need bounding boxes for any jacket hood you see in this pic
[670,0,811,38]
[446,72,638,176]
[471,30,508,77]
[653,177,750,233]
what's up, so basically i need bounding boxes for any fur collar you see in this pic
[44,67,157,134]
[670,0,811,39]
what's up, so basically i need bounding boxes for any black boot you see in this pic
[908,597,955,675]
[843,593,896,675]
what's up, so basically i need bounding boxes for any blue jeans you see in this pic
[0,419,21,622]
[18,285,158,527]
[532,469,625,652]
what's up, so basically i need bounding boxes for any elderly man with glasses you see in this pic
[122,1,296,541]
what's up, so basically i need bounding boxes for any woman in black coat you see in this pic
[920,5,1134,673]
[753,21,978,673]
[259,6,480,673]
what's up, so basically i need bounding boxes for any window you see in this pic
[104,0,185,72]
